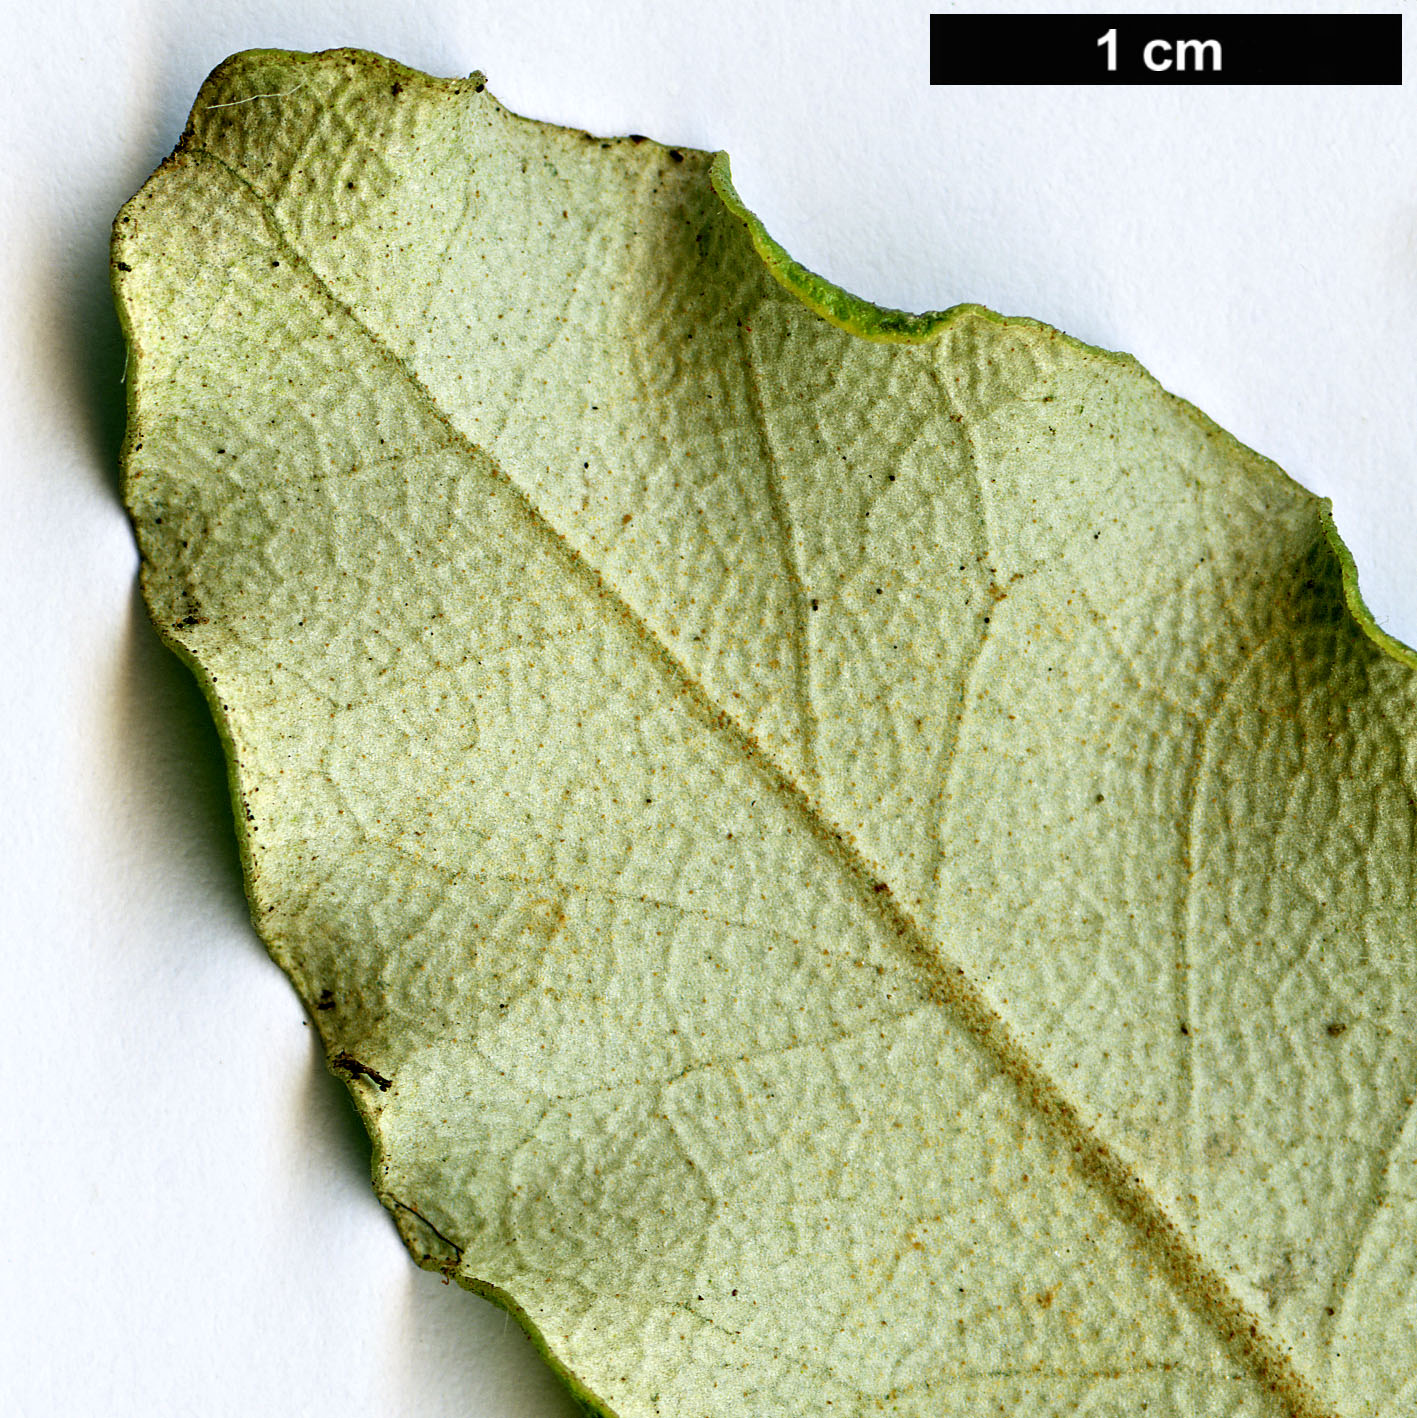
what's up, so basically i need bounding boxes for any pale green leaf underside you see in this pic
[114,49,1417,1418]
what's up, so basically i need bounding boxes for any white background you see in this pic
[4,1,1414,1414]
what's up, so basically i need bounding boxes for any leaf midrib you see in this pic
[171,136,1330,1418]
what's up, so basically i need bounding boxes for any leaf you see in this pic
[113,47,1417,1418]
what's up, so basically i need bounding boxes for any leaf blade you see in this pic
[115,48,1417,1417]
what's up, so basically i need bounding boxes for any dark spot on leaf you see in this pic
[333,1051,393,1091]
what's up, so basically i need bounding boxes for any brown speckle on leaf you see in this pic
[332,1052,393,1091]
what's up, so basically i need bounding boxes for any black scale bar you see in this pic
[930,14,1401,85]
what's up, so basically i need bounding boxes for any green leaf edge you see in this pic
[710,149,1417,674]
[108,47,1417,1418]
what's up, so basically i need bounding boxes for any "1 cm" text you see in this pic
[1097,28,1222,73]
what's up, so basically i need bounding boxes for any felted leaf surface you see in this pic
[114,48,1417,1418]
